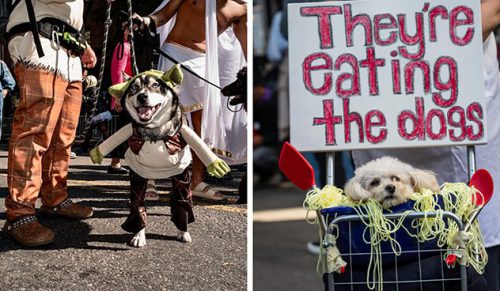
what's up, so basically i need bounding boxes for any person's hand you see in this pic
[81,47,97,68]
[132,13,151,29]
[2,89,8,98]
[113,102,123,113]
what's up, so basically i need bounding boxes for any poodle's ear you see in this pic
[410,169,440,193]
[344,178,372,202]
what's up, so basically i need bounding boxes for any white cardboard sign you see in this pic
[288,0,486,152]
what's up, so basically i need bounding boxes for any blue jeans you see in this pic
[302,152,322,187]
[0,93,4,139]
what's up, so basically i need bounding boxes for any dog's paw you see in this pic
[129,229,147,247]
[176,230,192,243]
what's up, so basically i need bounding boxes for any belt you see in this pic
[7,17,87,56]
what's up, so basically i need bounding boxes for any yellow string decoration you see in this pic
[303,185,353,224]
[304,183,488,291]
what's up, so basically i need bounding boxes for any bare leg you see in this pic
[190,109,204,189]
[106,121,127,173]
[189,109,224,200]
[111,157,121,168]
[145,179,159,201]
[108,156,128,174]
[108,109,129,173]
[98,121,110,139]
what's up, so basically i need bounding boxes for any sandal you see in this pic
[145,181,159,201]
[192,182,225,201]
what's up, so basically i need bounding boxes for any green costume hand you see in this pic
[207,159,230,178]
[89,147,103,164]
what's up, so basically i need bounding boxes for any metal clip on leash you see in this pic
[50,26,60,51]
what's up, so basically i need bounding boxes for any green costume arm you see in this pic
[89,123,133,164]
[180,124,230,178]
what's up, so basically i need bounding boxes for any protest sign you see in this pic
[288,0,486,151]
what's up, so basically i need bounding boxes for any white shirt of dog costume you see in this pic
[97,123,218,180]
[7,0,84,82]
[352,34,500,248]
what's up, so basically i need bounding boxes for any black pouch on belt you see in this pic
[7,17,87,57]
[37,17,87,56]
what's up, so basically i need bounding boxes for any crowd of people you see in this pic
[253,1,355,188]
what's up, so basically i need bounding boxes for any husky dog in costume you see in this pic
[89,65,230,247]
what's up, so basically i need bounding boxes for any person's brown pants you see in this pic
[5,65,82,222]
[122,168,195,233]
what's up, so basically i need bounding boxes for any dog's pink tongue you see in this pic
[138,107,154,120]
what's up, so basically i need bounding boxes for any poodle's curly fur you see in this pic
[344,157,440,209]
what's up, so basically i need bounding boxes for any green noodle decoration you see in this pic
[304,183,488,291]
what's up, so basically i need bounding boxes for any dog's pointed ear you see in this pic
[344,178,372,202]
[410,169,440,193]
[109,83,125,100]
[162,64,183,86]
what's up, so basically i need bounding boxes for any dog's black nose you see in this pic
[137,93,148,104]
[385,185,396,194]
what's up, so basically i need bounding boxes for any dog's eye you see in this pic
[130,84,138,93]
[151,82,159,88]
[370,179,380,187]
[391,176,400,182]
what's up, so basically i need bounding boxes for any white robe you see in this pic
[154,0,247,165]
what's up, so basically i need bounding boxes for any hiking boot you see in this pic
[3,216,55,247]
[39,199,93,219]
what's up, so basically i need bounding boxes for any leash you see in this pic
[156,43,245,111]
[135,24,221,90]
[78,1,113,139]
[152,45,221,90]
[79,0,138,138]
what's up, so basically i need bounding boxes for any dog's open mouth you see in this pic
[136,104,161,121]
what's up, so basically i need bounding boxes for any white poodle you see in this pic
[344,157,440,208]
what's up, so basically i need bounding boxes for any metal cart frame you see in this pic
[319,146,477,291]
[322,211,467,290]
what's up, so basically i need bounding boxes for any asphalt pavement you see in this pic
[253,181,324,291]
[0,146,247,291]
